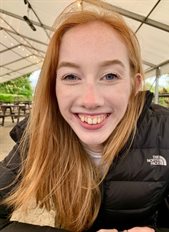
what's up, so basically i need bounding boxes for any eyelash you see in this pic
[61,73,120,82]
[62,74,80,81]
[102,73,120,81]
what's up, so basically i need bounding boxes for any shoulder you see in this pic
[135,103,169,148]
[150,103,169,116]
[144,103,169,130]
[138,91,169,121]
[9,116,28,143]
[141,102,169,128]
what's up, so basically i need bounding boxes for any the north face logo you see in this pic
[147,155,167,166]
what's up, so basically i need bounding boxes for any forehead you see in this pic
[60,21,127,50]
[61,20,124,45]
[58,21,130,69]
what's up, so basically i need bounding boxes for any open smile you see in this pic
[77,113,110,125]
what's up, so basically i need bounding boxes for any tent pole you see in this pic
[154,67,160,104]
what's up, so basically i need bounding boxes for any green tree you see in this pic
[0,74,33,102]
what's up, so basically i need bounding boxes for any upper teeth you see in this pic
[78,114,107,125]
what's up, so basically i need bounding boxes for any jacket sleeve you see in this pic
[0,118,28,230]
[0,143,22,230]
[155,229,169,232]
[0,221,70,232]
[152,194,169,232]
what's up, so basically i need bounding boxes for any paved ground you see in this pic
[0,118,16,161]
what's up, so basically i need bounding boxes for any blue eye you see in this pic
[103,73,119,80]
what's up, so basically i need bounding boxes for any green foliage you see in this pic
[0,74,33,103]
[0,93,31,103]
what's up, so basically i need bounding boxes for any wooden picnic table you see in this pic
[0,102,32,126]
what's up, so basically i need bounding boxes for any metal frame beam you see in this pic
[0,26,48,46]
[84,0,169,33]
[0,9,53,31]
[0,61,42,77]
[109,5,169,33]
[145,60,169,74]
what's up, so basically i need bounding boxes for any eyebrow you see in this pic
[57,59,125,70]
[57,62,80,69]
[99,59,125,69]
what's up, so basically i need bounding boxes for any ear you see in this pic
[134,73,143,95]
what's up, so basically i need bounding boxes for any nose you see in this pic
[80,84,104,109]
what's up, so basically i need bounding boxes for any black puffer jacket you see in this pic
[0,91,169,232]
[89,91,169,232]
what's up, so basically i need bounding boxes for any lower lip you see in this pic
[75,114,109,130]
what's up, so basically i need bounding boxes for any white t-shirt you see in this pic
[83,146,102,166]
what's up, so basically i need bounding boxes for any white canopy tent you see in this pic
[0,0,169,86]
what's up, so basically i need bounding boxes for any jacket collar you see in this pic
[137,90,154,127]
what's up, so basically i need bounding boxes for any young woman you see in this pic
[0,1,169,232]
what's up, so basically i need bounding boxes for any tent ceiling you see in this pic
[0,0,169,83]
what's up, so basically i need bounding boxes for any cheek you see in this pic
[56,87,72,115]
[109,81,131,102]
[116,97,129,113]
[56,81,66,100]
[111,84,131,112]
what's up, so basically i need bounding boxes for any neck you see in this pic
[81,142,103,153]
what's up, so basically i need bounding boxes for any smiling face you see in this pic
[56,21,135,152]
